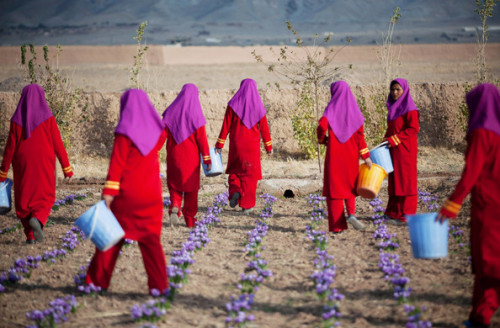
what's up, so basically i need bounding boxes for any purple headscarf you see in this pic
[115,89,165,156]
[228,79,266,129]
[11,84,53,138]
[322,81,365,143]
[386,78,418,122]
[162,83,207,144]
[466,83,500,137]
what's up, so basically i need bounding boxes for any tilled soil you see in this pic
[0,176,497,328]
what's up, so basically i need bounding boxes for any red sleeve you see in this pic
[387,111,419,147]
[0,122,20,182]
[196,125,212,165]
[356,125,370,160]
[259,116,272,152]
[439,130,489,219]
[317,116,328,145]
[215,106,233,149]
[51,118,73,178]
[103,134,131,196]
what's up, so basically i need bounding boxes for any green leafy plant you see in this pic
[474,0,498,83]
[129,21,149,89]
[252,21,350,170]
[19,44,87,148]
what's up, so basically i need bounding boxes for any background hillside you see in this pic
[1,0,499,46]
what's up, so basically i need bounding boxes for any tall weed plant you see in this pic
[252,21,350,170]
[20,43,87,148]
[130,21,149,89]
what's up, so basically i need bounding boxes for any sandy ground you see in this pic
[1,43,499,92]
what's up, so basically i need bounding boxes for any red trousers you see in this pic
[228,174,258,209]
[168,186,198,228]
[470,275,500,326]
[384,195,417,222]
[326,197,355,232]
[86,235,168,292]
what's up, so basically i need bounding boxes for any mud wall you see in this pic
[0,83,467,159]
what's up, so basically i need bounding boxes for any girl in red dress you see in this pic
[383,78,419,225]
[0,84,73,244]
[317,81,372,234]
[438,84,500,328]
[215,79,272,213]
[85,89,168,294]
[162,84,211,228]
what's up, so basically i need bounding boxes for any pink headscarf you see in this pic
[322,81,365,143]
[386,78,418,122]
[115,89,165,156]
[162,83,207,144]
[227,79,266,129]
[11,84,53,138]
[466,83,500,137]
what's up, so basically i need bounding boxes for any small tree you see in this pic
[363,7,402,147]
[130,21,149,89]
[252,21,350,171]
[474,0,498,83]
[20,44,86,148]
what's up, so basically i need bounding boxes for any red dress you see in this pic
[384,110,419,221]
[86,132,168,291]
[317,117,369,232]
[440,129,500,325]
[166,126,211,227]
[0,118,73,239]
[215,106,272,209]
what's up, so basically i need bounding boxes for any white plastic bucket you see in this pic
[201,148,224,177]
[407,212,448,259]
[0,178,13,215]
[370,142,394,174]
[75,200,125,251]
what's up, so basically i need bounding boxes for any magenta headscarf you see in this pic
[322,81,365,143]
[11,84,53,138]
[466,83,500,137]
[115,89,165,156]
[162,83,207,144]
[386,78,418,122]
[228,79,266,129]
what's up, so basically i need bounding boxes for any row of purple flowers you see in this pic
[369,197,432,328]
[224,193,276,327]
[130,192,229,327]
[304,194,344,328]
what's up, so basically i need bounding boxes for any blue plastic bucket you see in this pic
[201,148,224,177]
[407,212,448,259]
[370,142,393,174]
[0,178,13,215]
[75,200,125,251]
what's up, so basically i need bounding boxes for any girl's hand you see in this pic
[364,157,373,169]
[215,148,222,154]
[102,194,115,210]
[435,211,449,224]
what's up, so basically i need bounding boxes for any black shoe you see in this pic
[26,239,36,245]
[230,192,240,208]
[29,217,44,242]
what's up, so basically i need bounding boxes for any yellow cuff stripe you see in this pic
[394,135,401,144]
[104,181,120,190]
[264,141,272,146]
[217,138,225,144]
[63,166,72,173]
[444,199,461,212]
[0,171,7,178]
[203,156,211,160]
[360,148,369,155]
[391,135,399,146]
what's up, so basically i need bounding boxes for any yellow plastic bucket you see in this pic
[356,163,387,199]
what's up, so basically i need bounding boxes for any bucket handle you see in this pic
[0,179,11,192]
[372,141,389,150]
[87,202,101,240]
